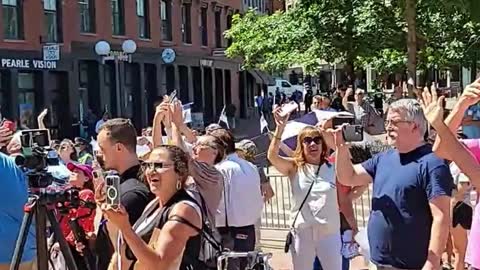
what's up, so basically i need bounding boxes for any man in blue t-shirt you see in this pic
[334,98,452,270]
[0,128,36,270]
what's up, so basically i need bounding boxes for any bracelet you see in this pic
[273,134,282,140]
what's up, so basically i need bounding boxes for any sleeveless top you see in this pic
[289,163,340,235]
[129,189,203,270]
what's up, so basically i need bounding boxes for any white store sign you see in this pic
[1,58,57,69]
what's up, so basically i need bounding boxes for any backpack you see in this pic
[126,190,224,270]
[161,192,224,269]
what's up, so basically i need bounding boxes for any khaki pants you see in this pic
[0,260,36,270]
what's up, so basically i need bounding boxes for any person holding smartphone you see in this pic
[268,106,343,270]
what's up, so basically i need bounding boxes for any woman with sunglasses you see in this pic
[267,106,342,270]
[155,99,225,224]
[102,145,204,270]
[58,139,78,165]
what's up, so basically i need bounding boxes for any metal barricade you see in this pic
[261,170,373,230]
[217,251,273,270]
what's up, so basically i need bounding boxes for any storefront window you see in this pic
[17,73,35,129]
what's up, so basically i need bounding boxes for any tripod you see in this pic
[9,195,79,270]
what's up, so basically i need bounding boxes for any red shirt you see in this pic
[59,189,95,246]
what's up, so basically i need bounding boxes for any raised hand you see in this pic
[170,100,184,126]
[459,77,480,107]
[420,84,445,129]
[0,126,13,148]
[272,106,289,128]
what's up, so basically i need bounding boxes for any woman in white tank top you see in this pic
[267,107,343,270]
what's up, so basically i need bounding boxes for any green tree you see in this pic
[226,0,480,86]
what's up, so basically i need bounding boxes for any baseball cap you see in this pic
[67,162,93,181]
[205,123,223,134]
[235,139,258,157]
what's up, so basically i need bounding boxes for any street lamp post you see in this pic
[95,40,137,117]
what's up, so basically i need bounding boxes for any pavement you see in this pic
[260,228,370,270]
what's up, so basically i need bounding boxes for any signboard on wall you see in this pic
[0,58,57,69]
[43,44,60,61]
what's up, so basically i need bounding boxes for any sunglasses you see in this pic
[303,136,322,145]
[141,162,174,172]
[60,145,71,150]
[193,142,217,150]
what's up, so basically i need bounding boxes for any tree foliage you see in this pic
[225,0,480,75]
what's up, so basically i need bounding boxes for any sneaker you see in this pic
[341,242,360,259]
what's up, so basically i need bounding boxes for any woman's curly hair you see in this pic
[145,145,190,184]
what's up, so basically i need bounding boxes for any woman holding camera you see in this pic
[267,106,342,270]
[102,145,204,270]
[56,163,95,270]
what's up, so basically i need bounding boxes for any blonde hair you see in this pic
[292,126,329,167]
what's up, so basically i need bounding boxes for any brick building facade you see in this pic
[0,0,265,138]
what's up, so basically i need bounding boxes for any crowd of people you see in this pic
[0,79,480,270]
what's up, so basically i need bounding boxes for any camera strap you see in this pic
[290,164,322,229]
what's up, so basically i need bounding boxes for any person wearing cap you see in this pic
[205,123,223,135]
[235,139,274,251]
[235,140,274,202]
[57,162,96,270]
[75,137,93,165]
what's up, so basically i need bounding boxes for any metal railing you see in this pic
[260,171,372,230]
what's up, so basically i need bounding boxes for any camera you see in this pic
[15,129,58,173]
[105,172,121,208]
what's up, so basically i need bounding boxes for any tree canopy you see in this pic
[225,0,480,75]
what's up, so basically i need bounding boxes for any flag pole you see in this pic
[218,105,226,124]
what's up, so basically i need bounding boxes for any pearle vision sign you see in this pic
[1,58,57,69]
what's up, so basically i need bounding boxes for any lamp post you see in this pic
[95,40,137,117]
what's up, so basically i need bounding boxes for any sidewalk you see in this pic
[266,250,368,270]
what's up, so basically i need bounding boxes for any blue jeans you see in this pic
[313,256,349,270]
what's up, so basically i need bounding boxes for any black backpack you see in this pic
[126,190,224,270]
[161,192,224,269]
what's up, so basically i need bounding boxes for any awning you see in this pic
[248,70,275,85]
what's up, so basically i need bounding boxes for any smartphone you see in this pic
[168,90,177,103]
[332,116,354,128]
[279,101,299,117]
[105,172,121,208]
[342,125,364,142]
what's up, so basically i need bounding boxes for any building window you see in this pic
[17,72,36,129]
[2,0,23,40]
[79,0,95,33]
[111,0,125,35]
[181,3,191,44]
[160,0,172,41]
[214,10,222,48]
[137,0,150,38]
[200,7,208,46]
[226,13,232,46]
[44,0,61,42]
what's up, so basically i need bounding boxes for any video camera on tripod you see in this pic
[10,129,97,270]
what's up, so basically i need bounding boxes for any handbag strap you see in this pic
[290,164,322,229]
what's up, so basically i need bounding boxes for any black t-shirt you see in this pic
[95,164,153,270]
[119,165,154,224]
